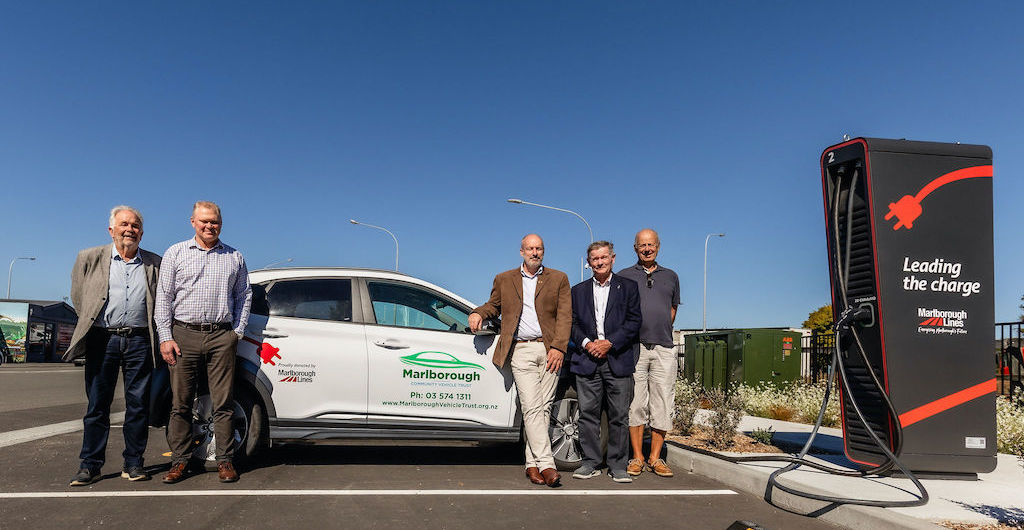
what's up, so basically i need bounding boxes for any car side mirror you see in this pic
[473,318,499,336]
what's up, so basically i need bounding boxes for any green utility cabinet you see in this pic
[683,329,801,390]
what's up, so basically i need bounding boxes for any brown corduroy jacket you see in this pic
[472,266,572,368]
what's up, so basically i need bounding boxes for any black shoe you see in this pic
[121,465,150,481]
[69,468,101,486]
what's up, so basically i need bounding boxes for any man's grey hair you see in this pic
[109,205,143,228]
[192,200,222,221]
[586,240,614,256]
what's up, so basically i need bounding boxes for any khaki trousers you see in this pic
[628,344,677,432]
[510,341,558,470]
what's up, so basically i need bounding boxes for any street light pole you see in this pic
[350,219,399,271]
[7,257,37,298]
[507,198,594,281]
[703,233,725,332]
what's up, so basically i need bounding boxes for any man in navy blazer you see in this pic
[569,241,642,482]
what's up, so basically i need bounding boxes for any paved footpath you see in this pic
[0,364,840,530]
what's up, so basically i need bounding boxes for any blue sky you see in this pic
[2,1,1022,329]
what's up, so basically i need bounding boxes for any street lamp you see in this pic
[350,219,399,271]
[703,233,725,332]
[7,257,37,298]
[263,258,294,269]
[507,198,593,281]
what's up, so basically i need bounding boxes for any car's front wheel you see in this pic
[549,395,584,471]
[188,388,264,469]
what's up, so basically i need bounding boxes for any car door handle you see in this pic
[374,339,409,349]
[262,330,289,338]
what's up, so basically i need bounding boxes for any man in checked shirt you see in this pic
[156,201,252,484]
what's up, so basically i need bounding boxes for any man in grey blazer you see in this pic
[64,205,161,486]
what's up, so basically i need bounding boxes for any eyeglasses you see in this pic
[646,273,654,288]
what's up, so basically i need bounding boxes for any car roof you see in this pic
[248,267,477,309]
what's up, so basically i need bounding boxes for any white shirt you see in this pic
[581,274,612,348]
[516,265,543,340]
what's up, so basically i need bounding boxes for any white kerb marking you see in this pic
[0,412,125,448]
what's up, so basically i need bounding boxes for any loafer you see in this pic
[572,466,601,479]
[525,466,545,485]
[162,461,188,484]
[626,458,645,476]
[121,466,151,481]
[540,467,561,488]
[218,462,239,483]
[69,468,101,487]
[609,470,633,483]
[648,458,674,477]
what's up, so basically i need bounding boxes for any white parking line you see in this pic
[0,489,737,499]
[0,370,81,374]
[0,412,125,448]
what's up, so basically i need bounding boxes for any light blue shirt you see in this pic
[96,245,148,328]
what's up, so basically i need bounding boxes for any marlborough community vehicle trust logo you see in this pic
[400,351,484,383]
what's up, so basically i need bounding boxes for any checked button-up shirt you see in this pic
[155,238,252,343]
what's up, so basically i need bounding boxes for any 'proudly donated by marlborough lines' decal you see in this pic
[400,351,484,383]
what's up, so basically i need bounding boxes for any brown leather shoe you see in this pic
[627,458,645,476]
[162,461,188,484]
[525,466,545,485]
[218,462,239,483]
[648,458,674,477]
[540,467,561,488]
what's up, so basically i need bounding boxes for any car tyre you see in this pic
[188,387,264,470]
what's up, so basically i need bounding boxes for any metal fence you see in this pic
[800,322,1024,397]
[997,321,1023,398]
[801,332,835,383]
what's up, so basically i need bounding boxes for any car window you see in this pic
[250,283,269,316]
[367,281,470,333]
[267,279,353,322]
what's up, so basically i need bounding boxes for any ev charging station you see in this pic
[820,138,997,476]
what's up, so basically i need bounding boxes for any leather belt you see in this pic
[100,326,148,337]
[173,320,232,332]
[515,337,544,343]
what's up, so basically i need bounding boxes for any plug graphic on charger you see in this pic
[885,165,992,230]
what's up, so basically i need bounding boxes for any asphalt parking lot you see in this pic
[0,364,841,529]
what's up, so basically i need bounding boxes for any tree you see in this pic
[1019,294,1023,321]
[803,305,833,334]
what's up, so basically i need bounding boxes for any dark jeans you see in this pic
[576,361,633,473]
[80,329,153,471]
[166,326,237,464]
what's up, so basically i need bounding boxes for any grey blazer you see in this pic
[63,244,162,362]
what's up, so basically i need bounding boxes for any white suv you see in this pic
[149,267,585,470]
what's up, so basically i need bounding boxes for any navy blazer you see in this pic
[569,274,642,377]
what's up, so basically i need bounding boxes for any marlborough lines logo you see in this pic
[400,351,484,383]
[917,307,968,335]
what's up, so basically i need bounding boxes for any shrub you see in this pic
[706,386,746,448]
[735,381,840,428]
[996,396,1024,466]
[750,426,775,445]
[673,377,703,435]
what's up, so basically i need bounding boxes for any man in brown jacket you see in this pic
[469,234,571,487]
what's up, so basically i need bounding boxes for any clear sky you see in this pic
[2,1,1022,329]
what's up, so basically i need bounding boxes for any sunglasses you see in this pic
[646,272,654,288]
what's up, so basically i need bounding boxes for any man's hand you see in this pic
[545,348,563,373]
[468,313,483,333]
[160,340,181,366]
[590,340,612,359]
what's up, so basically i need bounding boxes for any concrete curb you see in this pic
[665,441,942,530]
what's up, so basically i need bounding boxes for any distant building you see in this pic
[0,299,77,363]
